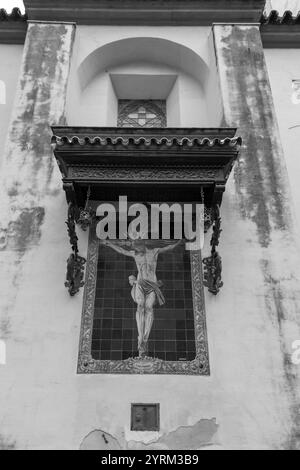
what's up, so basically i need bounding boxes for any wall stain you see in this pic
[3,207,45,253]
[0,23,75,360]
[0,435,16,450]
[15,24,70,184]
[260,259,300,450]
[215,24,300,449]
[1,23,74,253]
[0,317,11,338]
[217,25,292,248]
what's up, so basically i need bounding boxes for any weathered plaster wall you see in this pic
[0,20,77,450]
[265,49,300,228]
[213,24,300,449]
[1,21,300,450]
[0,44,23,169]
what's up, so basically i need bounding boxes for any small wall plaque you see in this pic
[131,404,160,431]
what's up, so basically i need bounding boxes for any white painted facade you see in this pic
[265,50,300,228]
[0,3,300,451]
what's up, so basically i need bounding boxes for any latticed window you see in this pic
[118,100,167,127]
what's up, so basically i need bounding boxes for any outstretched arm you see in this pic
[101,240,134,258]
[158,239,183,254]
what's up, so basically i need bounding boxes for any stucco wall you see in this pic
[0,44,23,169]
[0,21,300,451]
[265,49,300,228]
[213,24,300,450]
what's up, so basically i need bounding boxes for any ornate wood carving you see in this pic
[77,224,210,375]
[52,127,241,208]
[68,166,220,181]
[65,203,86,296]
[203,205,223,295]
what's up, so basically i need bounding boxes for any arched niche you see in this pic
[66,37,222,127]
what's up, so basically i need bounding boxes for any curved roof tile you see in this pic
[51,134,242,149]
[261,10,300,25]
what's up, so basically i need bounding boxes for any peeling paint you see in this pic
[129,419,219,450]
[81,419,218,450]
[156,418,219,450]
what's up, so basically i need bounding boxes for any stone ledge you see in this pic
[23,0,265,25]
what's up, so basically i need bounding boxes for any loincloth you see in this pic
[133,279,165,306]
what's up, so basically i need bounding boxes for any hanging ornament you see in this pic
[78,186,95,231]
[65,203,86,296]
[203,205,223,295]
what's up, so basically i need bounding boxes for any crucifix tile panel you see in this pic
[91,241,196,362]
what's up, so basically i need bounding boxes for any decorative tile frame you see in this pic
[77,224,210,375]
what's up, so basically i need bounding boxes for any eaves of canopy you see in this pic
[51,126,242,209]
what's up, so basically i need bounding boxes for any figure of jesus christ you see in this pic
[102,238,183,357]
